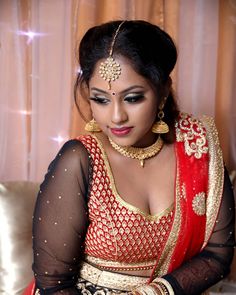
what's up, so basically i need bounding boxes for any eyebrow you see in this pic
[90,85,145,95]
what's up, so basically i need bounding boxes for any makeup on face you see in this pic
[88,56,159,147]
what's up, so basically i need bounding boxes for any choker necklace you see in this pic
[108,136,164,167]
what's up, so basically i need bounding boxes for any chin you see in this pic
[112,136,141,147]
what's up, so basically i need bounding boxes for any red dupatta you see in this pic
[24,113,224,293]
[150,113,224,279]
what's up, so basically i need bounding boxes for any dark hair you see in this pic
[74,20,179,143]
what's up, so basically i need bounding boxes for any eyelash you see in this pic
[89,97,109,104]
[124,94,144,103]
[89,93,145,104]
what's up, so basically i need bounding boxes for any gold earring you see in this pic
[152,98,169,134]
[84,118,101,132]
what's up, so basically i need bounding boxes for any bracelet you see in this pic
[152,278,174,295]
[131,284,161,295]
[149,283,166,295]
[131,281,173,295]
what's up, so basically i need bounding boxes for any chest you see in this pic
[85,149,175,263]
[106,144,176,216]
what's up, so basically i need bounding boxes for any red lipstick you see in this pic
[110,127,133,136]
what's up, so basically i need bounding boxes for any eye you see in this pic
[124,93,144,103]
[89,96,110,104]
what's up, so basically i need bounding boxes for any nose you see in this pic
[111,102,128,125]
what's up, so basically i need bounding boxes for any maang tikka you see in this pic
[99,21,125,90]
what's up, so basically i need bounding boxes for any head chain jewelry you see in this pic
[99,21,126,90]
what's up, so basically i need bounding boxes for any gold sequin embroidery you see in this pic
[192,192,206,216]
[78,135,174,268]
[200,116,224,248]
[176,113,208,159]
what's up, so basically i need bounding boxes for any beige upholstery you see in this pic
[0,180,235,294]
[0,181,39,295]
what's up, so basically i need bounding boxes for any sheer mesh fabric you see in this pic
[32,140,91,294]
[32,140,235,295]
[163,168,235,295]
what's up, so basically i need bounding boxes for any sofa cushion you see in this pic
[0,181,39,295]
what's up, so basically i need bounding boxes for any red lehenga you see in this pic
[24,113,234,295]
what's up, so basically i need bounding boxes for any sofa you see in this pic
[0,182,39,295]
[0,180,235,295]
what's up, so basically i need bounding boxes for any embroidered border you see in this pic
[153,160,182,277]
[176,113,208,159]
[200,116,224,248]
[79,262,148,291]
[192,192,206,216]
[85,255,156,271]
[92,134,174,221]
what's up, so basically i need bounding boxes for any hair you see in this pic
[74,20,179,143]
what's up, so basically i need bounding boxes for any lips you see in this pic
[110,127,133,136]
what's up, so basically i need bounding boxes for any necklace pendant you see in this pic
[108,137,164,168]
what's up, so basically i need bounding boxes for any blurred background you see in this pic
[0,0,235,182]
[0,0,236,287]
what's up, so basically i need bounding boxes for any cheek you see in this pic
[90,104,106,124]
[134,103,157,123]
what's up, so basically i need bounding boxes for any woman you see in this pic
[29,20,235,295]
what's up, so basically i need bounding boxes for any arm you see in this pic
[161,168,235,295]
[32,140,91,294]
[131,168,235,295]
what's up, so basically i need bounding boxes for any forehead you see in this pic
[89,56,150,91]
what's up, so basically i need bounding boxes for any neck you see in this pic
[132,133,158,148]
[108,136,164,167]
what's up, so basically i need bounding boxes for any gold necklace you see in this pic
[108,136,164,167]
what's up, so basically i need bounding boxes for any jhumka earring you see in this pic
[99,21,125,90]
[152,97,169,134]
[84,118,101,132]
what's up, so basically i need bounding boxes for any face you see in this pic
[88,56,160,147]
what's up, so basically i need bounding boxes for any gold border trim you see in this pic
[152,278,175,295]
[85,255,156,270]
[79,262,148,291]
[91,134,174,221]
[201,116,224,248]
[153,157,182,277]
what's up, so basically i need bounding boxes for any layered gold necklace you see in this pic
[108,136,164,167]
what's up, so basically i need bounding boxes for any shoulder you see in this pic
[175,112,209,159]
[58,138,90,159]
[175,112,219,136]
[47,138,91,174]
[175,112,208,135]
[175,112,223,160]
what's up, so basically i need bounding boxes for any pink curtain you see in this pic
[0,0,235,184]
[0,0,235,283]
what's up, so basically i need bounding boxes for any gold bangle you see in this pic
[149,283,164,295]
[132,284,159,295]
[152,278,174,295]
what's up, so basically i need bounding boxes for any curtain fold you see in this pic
[0,0,235,184]
[177,0,219,117]
[0,0,30,180]
[215,0,236,172]
[29,0,72,181]
[0,0,235,283]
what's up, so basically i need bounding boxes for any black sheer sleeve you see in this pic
[32,139,91,294]
[163,168,235,295]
